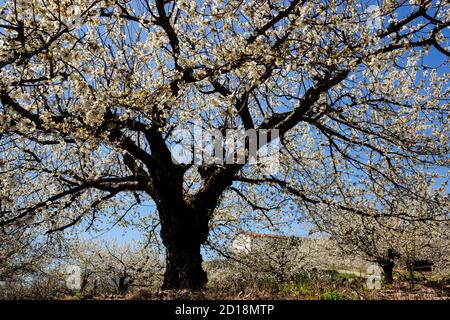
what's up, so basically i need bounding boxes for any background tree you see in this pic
[312,180,450,283]
[0,223,68,299]
[67,240,164,295]
[0,0,448,290]
[0,223,63,284]
[233,235,311,283]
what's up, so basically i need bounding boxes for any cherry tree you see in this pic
[0,227,45,282]
[67,240,164,294]
[0,0,448,290]
[0,219,65,283]
[312,180,449,282]
[232,235,310,283]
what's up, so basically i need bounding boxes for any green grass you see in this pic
[336,272,357,279]
[279,281,311,297]
[395,271,423,282]
[320,290,346,300]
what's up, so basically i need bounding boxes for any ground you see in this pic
[57,272,450,300]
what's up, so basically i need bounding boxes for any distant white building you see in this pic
[231,232,370,273]
[232,232,298,255]
[232,233,252,254]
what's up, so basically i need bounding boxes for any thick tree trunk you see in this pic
[148,159,221,290]
[162,241,207,290]
[381,261,394,283]
[381,249,397,284]
[159,201,210,291]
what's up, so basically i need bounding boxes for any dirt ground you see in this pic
[57,279,449,300]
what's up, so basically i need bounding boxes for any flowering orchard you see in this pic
[0,0,448,290]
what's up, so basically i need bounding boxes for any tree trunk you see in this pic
[381,261,394,283]
[407,265,415,289]
[162,241,207,290]
[117,276,130,294]
[159,201,209,291]
[381,249,397,284]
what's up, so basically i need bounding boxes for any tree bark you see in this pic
[159,201,209,291]
[381,261,394,283]
[117,276,130,294]
[380,249,397,284]
[162,241,207,290]
[147,158,221,290]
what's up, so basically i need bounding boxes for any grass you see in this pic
[336,272,357,279]
[278,276,313,298]
[395,271,423,282]
[320,290,346,300]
